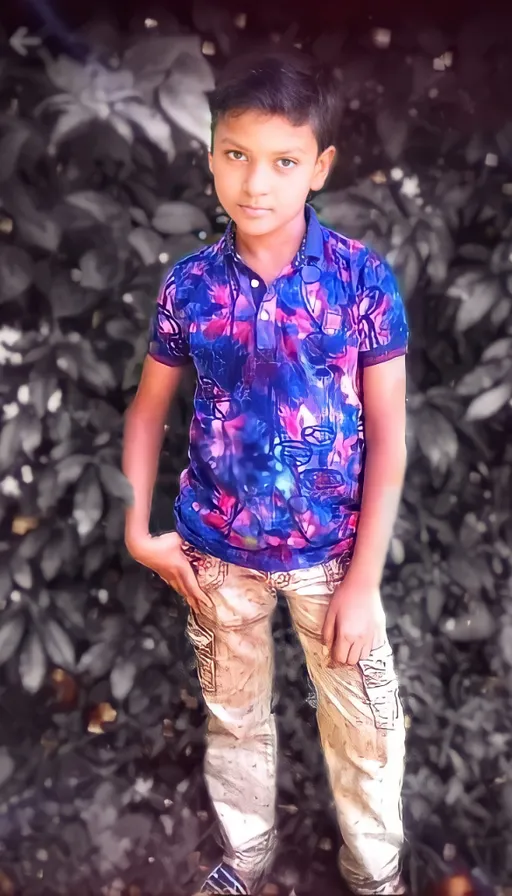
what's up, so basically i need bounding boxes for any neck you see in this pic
[235,208,307,275]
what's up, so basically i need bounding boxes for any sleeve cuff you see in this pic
[359,345,408,367]
[148,348,193,368]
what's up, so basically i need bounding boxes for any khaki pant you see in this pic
[182,543,406,895]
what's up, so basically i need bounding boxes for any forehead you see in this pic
[214,110,318,154]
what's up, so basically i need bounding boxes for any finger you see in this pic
[181,567,213,609]
[332,634,351,666]
[346,639,364,666]
[173,574,199,612]
[359,640,374,662]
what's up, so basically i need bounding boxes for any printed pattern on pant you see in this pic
[358,641,402,731]
[186,611,217,695]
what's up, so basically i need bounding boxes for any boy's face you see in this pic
[209,110,336,237]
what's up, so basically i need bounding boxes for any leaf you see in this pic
[17,525,49,560]
[66,191,124,225]
[29,375,59,419]
[16,204,61,254]
[20,413,43,456]
[441,604,495,643]
[491,296,512,328]
[128,227,162,265]
[55,454,89,487]
[465,383,512,421]
[11,558,33,590]
[376,110,408,161]
[0,124,31,184]
[0,615,25,665]
[75,342,117,393]
[73,467,104,539]
[51,107,95,147]
[98,465,134,505]
[481,337,512,361]
[44,55,91,95]
[425,586,444,624]
[110,657,137,701]
[387,240,421,299]
[0,419,22,472]
[315,192,378,237]
[0,748,14,788]
[19,629,47,694]
[456,361,507,396]
[0,567,12,604]
[424,216,453,286]
[458,243,491,263]
[83,542,110,577]
[77,641,117,678]
[40,535,65,581]
[114,101,175,159]
[159,76,212,146]
[152,201,210,236]
[124,35,192,78]
[417,407,458,472]
[52,589,86,630]
[42,619,76,670]
[50,273,99,318]
[108,114,134,144]
[79,249,120,290]
[447,271,501,331]
[0,246,33,301]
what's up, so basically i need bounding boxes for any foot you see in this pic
[198,862,252,894]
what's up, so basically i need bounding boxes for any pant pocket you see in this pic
[186,610,216,696]
[181,542,229,591]
[358,641,402,731]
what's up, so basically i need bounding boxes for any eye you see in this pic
[226,150,247,161]
[277,158,297,169]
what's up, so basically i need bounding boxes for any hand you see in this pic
[126,530,212,613]
[322,574,386,666]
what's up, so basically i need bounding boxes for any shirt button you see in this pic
[250,278,259,287]
[260,309,270,320]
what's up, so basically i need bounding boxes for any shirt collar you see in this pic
[222,203,324,267]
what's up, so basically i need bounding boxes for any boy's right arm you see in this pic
[122,355,210,612]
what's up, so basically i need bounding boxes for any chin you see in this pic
[230,211,278,236]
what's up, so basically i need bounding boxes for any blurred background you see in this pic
[0,1,511,894]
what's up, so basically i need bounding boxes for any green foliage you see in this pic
[0,12,511,889]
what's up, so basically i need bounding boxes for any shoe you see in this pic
[198,862,251,894]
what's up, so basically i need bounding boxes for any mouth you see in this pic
[238,205,272,217]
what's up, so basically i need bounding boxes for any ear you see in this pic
[310,145,337,192]
[208,150,213,174]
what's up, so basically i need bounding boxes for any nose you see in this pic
[243,162,271,200]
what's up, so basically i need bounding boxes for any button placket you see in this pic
[256,287,277,353]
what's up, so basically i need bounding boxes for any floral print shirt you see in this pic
[148,205,408,572]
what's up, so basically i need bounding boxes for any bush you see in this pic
[0,11,511,894]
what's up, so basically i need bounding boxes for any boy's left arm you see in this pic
[322,359,407,666]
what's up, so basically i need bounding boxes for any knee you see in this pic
[207,700,273,740]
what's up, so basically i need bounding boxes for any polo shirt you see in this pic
[148,205,408,572]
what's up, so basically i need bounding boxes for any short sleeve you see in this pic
[356,250,409,367]
[147,268,192,367]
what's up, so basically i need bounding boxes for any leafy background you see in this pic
[0,2,511,894]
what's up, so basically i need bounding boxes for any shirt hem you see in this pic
[175,517,357,573]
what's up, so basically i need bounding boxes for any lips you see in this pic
[238,205,272,216]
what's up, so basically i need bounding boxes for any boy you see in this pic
[123,50,409,896]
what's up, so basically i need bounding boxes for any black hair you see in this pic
[208,48,344,154]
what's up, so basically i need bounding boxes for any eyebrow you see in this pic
[218,137,306,155]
